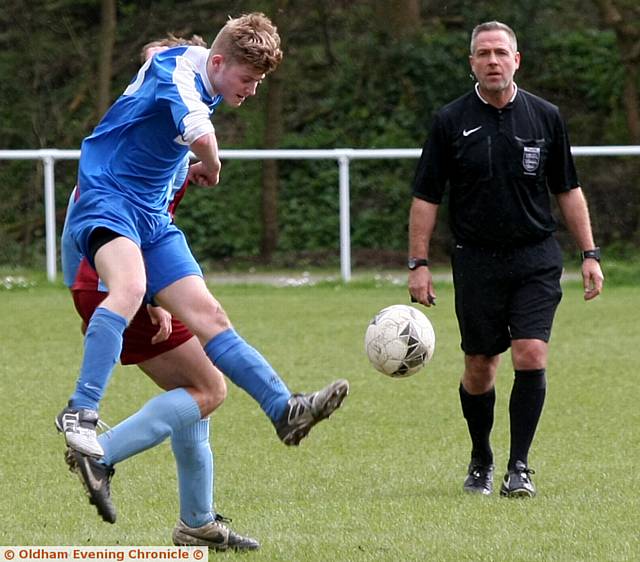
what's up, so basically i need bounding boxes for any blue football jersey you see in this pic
[78,45,222,213]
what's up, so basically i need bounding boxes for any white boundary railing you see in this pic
[1,146,640,282]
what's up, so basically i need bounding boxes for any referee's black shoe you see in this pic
[463,461,494,495]
[500,460,536,498]
[65,447,116,523]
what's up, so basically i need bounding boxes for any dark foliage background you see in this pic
[1,0,638,270]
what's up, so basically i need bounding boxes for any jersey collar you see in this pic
[198,50,224,108]
[199,50,216,98]
[474,82,518,106]
[210,94,224,110]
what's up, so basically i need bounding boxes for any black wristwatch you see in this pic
[580,248,601,263]
[408,257,429,270]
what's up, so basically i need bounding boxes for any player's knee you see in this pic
[127,279,147,304]
[109,279,146,315]
[198,377,227,417]
[190,301,232,341]
[211,379,227,410]
[208,301,231,330]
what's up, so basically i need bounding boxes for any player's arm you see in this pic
[408,197,439,307]
[188,133,221,186]
[555,187,604,301]
[156,53,220,186]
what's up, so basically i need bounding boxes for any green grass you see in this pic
[0,279,638,561]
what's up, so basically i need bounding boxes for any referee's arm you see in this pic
[408,198,439,307]
[555,188,604,301]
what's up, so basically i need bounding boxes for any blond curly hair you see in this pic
[210,12,283,74]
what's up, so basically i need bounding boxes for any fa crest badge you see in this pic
[523,146,540,173]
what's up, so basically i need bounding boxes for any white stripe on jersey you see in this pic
[123,58,153,97]
[77,45,222,213]
[172,54,215,145]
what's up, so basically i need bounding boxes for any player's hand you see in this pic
[408,267,437,307]
[188,161,220,187]
[582,259,604,301]
[147,304,173,344]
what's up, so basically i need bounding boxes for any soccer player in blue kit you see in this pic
[56,11,349,533]
[59,35,261,550]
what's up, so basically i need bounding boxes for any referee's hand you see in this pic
[408,268,436,307]
[582,260,604,301]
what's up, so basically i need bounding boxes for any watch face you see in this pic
[582,248,601,261]
[408,258,427,270]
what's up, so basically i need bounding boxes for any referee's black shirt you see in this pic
[412,86,579,248]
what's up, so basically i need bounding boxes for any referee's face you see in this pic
[469,30,520,98]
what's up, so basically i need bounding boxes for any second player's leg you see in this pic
[155,275,292,422]
[138,335,227,417]
[156,275,350,445]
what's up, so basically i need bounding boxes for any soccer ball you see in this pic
[364,304,435,378]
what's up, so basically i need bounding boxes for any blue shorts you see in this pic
[143,225,202,298]
[66,187,202,298]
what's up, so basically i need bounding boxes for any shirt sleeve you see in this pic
[155,55,214,145]
[545,110,580,193]
[411,112,450,204]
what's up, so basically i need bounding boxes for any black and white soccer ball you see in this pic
[364,304,435,378]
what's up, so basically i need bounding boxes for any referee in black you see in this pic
[408,21,604,497]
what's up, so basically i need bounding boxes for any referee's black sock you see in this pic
[459,384,495,466]
[508,369,547,470]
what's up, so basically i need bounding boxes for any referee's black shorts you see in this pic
[451,236,563,356]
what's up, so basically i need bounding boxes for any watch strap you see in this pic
[580,248,601,262]
[408,257,429,270]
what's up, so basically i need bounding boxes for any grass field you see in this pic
[0,276,638,561]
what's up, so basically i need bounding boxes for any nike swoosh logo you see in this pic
[80,456,103,491]
[463,126,482,137]
[84,383,102,392]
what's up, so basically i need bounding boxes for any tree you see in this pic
[595,0,640,142]
[260,0,288,262]
[97,0,117,118]
[371,0,421,37]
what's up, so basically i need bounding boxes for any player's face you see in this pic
[469,30,520,95]
[210,55,265,107]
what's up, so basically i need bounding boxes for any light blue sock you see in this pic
[70,307,128,411]
[98,388,201,466]
[204,328,291,422]
[171,418,214,528]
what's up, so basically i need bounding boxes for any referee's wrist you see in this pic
[408,257,429,270]
[580,247,601,263]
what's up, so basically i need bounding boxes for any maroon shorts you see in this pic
[72,290,194,365]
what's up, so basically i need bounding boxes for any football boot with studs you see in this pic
[274,379,350,445]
